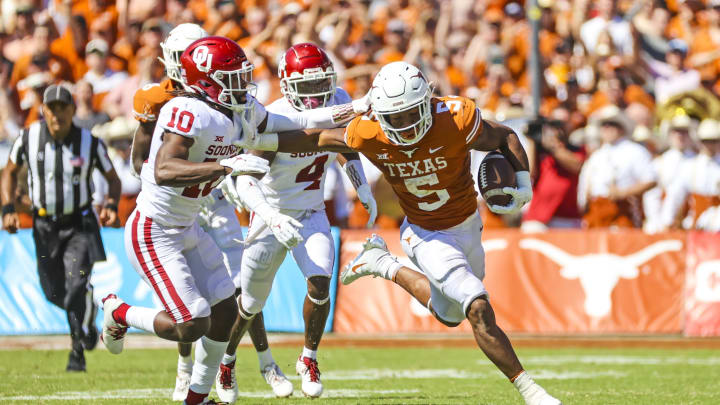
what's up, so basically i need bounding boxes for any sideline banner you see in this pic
[684,232,720,337]
[0,228,340,335]
[334,230,686,334]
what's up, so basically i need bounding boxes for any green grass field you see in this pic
[1,345,719,404]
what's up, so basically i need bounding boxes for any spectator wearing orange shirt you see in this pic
[50,15,90,81]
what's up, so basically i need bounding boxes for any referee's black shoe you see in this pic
[66,349,86,372]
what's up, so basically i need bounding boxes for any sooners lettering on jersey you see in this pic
[132,78,177,123]
[135,96,254,227]
[260,88,351,211]
[345,96,483,230]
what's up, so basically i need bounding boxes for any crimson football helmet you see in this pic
[278,43,336,110]
[180,36,256,111]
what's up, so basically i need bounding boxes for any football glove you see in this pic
[488,171,533,215]
[219,153,270,176]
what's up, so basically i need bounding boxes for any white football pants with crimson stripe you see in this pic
[124,209,235,323]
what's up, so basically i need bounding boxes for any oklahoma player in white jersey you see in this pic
[215,43,377,400]
[133,25,294,401]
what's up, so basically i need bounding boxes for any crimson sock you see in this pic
[184,388,207,405]
[112,303,130,326]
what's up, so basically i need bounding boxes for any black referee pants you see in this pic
[32,215,97,345]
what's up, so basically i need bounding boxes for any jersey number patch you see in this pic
[436,100,462,114]
[166,107,195,133]
[295,155,329,190]
[181,158,222,198]
[404,173,450,211]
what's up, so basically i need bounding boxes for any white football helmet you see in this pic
[159,23,209,84]
[370,62,432,145]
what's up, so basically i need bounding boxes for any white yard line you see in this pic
[0,388,421,401]
[476,355,720,366]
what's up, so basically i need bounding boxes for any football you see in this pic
[478,151,517,207]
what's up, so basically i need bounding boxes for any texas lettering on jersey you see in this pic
[382,157,448,178]
[345,96,483,230]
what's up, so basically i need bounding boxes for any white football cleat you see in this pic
[524,387,562,405]
[172,371,191,401]
[341,234,401,285]
[215,360,238,403]
[515,372,562,405]
[100,294,128,355]
[261,363,293,398]
[296,356,323,398]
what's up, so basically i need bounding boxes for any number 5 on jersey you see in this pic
[404,173,450,211]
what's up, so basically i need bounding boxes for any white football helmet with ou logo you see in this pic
[159,23,209,84]
[370,62,432,145]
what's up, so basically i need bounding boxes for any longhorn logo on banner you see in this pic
[519,239,683,318]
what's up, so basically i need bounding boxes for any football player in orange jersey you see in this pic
[235,61,562,405]
[131,24,290,401]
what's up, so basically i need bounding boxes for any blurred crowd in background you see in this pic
[1,0,719,232]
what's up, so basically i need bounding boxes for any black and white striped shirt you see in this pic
[9,121,114,217]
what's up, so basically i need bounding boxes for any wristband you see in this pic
[105,203,118,212]
[1,204,15,216]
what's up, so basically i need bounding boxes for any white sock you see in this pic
[257,349,274,369]
[125,306,160,334]
[189,337,228,395]
[377,253,402,280]
[302,347,317,360]
[513,371,545,399]
[221,353,236,366]
[178,354,193,375]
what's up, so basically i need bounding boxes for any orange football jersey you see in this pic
[345,96,483,230]
[132,78,178,123]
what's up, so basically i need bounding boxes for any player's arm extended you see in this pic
[258,96,370,133]
[130,121,154,176]
[155,132,229,187]
[246,128,355,153]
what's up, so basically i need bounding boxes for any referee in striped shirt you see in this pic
[1,85,121,371]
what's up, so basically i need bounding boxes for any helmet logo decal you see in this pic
[193,45,213,73]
